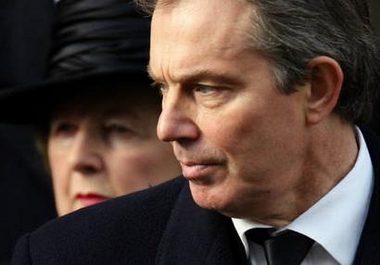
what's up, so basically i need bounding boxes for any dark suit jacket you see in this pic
[11,128,380,265]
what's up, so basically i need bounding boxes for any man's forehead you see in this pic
[149,0,259,83]
[154,0,181,10]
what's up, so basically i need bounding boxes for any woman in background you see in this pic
[0,0,181,216]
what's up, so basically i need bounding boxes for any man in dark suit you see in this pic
[8,0,380,264]
[0,0,56,263]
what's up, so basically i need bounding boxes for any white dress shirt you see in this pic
[233,128,374,265]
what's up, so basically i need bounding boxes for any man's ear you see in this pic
[305,56,344,125]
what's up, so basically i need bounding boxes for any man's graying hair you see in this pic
[134,0,380,125]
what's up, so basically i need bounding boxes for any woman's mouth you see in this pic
[76,193,111,207]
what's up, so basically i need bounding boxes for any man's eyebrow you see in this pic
[147,65,155,80]
[146,65,242,87]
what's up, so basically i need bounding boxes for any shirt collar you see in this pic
[233,127,374,265]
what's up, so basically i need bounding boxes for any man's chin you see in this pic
[189,182,228,212]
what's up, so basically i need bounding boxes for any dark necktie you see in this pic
[245,228,315,265]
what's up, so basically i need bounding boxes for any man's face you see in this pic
[150,0,309,221]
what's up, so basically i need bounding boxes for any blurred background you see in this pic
[0,0,56,264]
[369,0,380,34]
[368,0,380,136]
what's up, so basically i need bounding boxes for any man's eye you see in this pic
[194,85,217,95]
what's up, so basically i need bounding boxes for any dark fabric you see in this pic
[11,177,247,265]
[49,0,150,80]
[246,228,314,265]
[0,0,152,124]
[10,128,380,265]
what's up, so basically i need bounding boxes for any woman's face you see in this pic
[48,88,181,216]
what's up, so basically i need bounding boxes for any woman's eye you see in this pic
[106,124,129,133]
[51,122,76,136]
[104,123,134,138]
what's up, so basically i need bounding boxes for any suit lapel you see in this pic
[354,128,380,264]
[156,181,247,265]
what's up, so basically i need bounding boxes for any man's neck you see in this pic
[248,120,358,227]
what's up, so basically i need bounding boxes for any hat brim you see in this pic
[0,70,152,124]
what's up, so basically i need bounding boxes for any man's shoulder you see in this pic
[52,175,186,227]
[38,176,187,238]
[12,176,187,264]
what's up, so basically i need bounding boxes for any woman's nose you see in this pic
[69,129,103,175]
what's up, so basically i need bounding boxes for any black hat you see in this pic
[0,0,151,124]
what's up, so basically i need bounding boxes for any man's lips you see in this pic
[76,193,111,207]
[180,161,220,180]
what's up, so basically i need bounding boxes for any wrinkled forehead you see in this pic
[154,0,252,15]
[149,0,258,77]
[154,0,250,9]
[151,0,258,48]
[154,0,179,10]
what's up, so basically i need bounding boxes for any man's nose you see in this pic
[157,90,199,143]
